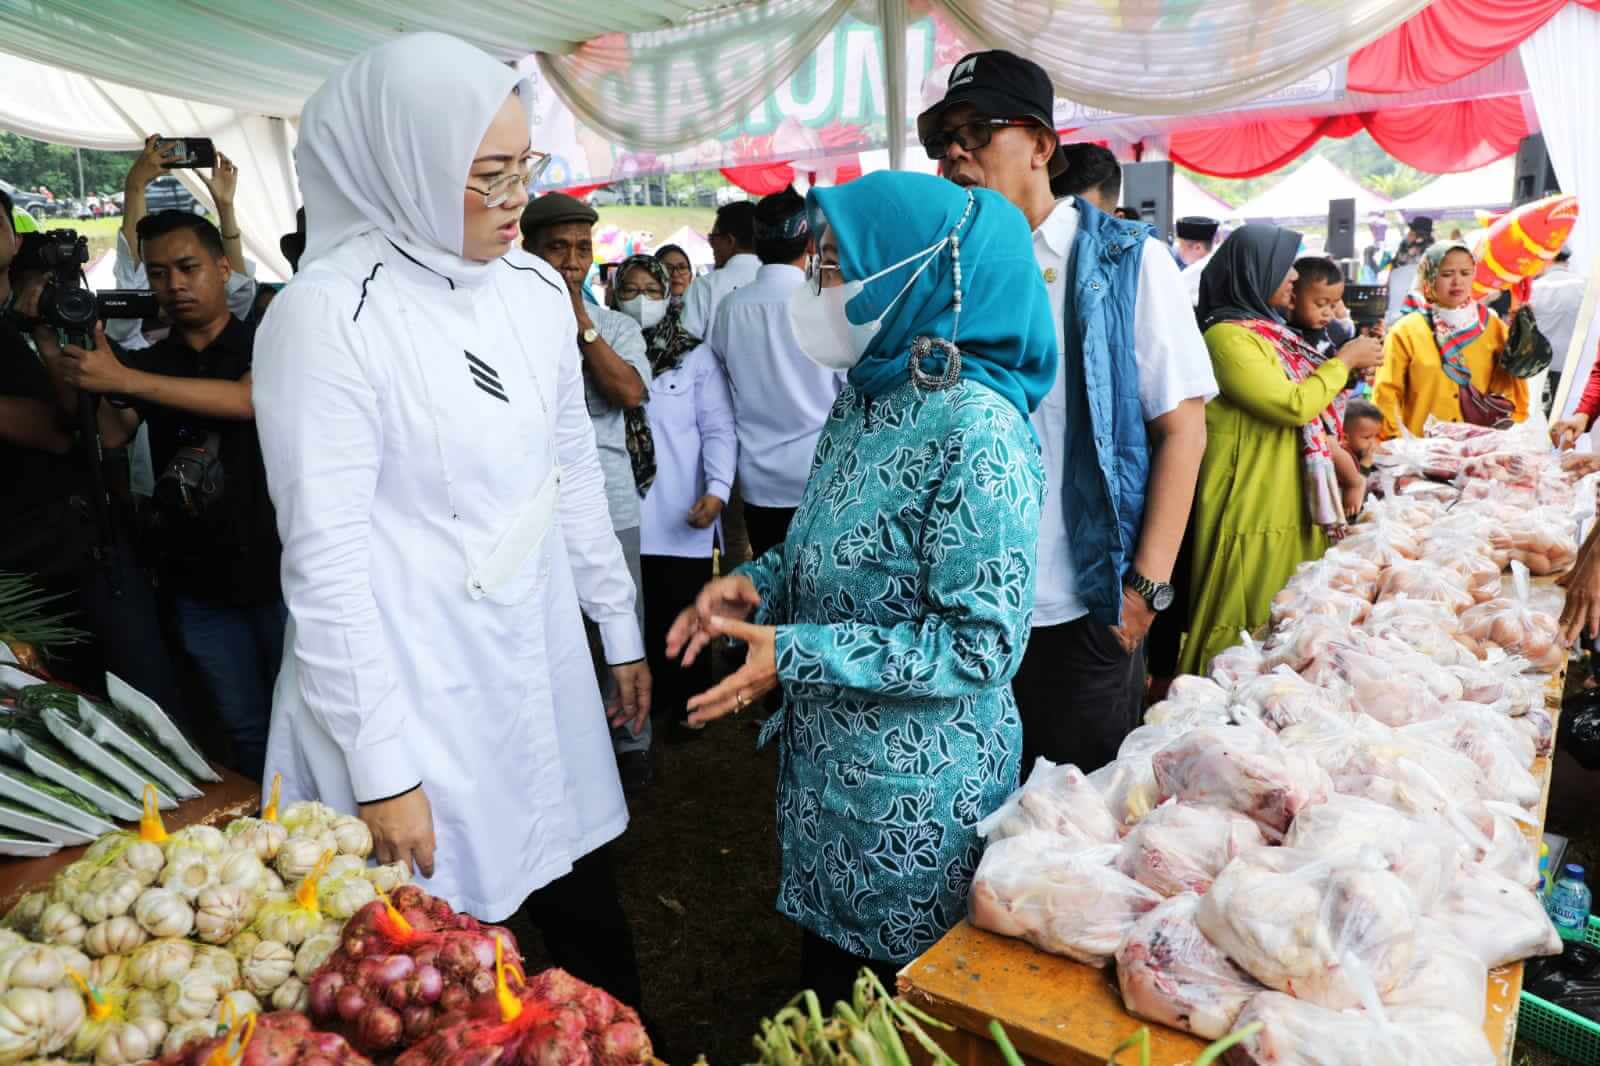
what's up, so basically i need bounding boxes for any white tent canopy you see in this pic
[1174,172,1236,222]
[1234,156,1392,222]
[1387,157,1517,213]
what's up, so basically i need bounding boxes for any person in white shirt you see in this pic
[681,201,760,338]
[607,253,736,740]
[706,187,844,557]
[1174,217,1221,306]
[251,32,649,1007]
[520,193,656,789]
[918,49,1215,774]
[1531,247,1586,411]
[1383,216,1433,325]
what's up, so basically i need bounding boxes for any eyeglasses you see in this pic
[805,255,842,295]
[663,261,693,276]
[466,151,553,209]
[615,283,666,300]
[922,117,1043,160]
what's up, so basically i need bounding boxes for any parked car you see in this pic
[587,186,622,206]
[143,175,203,215]
[0,179,51,218]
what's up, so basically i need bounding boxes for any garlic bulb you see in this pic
[132,887,193,940]
[158,850,215,902]
[161,971,221,1024]
[47,862,93,906]
[168,825,226,854]
[363,861,410,894]
[0,943,65,991]
[279,800,336,834]
[325,854,366,880]
[4,892,48,937]
[87,954,125,988]
[251,903,318,948]
[273,837,329,882]
[188,945,239,987]
[214,849,266,894]
[227,819,288,863]
[241,940,294,995]
[227,930,261,961]
[0,985,84,1061]
[293,932,340,981]
[330,816,373,858]
[113,841,166,886]
[83,916,147,958]
[270,975,308,1012]
[320,875,376,920]
[37,904,84,948]
[93,1016,168,1064]
[126,939,195,990]
[76,870,142,925]
[124,986,164,1023]
[260,869,285,894]
[193,886,257,946]
[162,1018,216,1058]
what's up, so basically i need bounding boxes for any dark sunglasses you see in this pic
[923,117,1044,160]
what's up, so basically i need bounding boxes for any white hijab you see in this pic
[296,32,530,280]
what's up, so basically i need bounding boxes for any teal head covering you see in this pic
[807,172,1057,421]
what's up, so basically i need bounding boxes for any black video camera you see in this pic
[17,229,161,344]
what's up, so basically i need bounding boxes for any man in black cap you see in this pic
[1172,216,1220,269]
[521,192,656,789]
[918,50,1217,776]
[1385,214,1434,324]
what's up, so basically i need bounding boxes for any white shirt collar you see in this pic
[1034,198,1079,258]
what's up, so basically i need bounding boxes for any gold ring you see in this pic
[735,692,749,714]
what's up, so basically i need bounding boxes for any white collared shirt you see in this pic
[1030,200,1218,627]
[681,252,762,339]
[1531,265,1586,371]
[707,263,843,508]
[640,342,737,558]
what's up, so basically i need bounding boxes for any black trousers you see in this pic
[515,846,642,1010]
[800,931,899,1010]
[1012,615,1146,777]
[743,504,796,560]
[641,554,713,721]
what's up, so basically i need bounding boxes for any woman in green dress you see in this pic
[1179,225,1384,675]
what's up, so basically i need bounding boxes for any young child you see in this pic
[1288,257,1369,519]
[1342,400,1384,477]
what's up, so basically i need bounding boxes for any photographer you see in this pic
[1,192,185,714]
[61,210,282,783]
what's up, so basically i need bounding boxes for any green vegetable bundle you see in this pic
[749,970,956,1066]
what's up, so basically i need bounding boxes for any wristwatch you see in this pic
[579,325,599,346]
[1125,569,1175,612]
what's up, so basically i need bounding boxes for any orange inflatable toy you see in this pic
[1471,193,1579,300]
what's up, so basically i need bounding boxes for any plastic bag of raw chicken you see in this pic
[1227,666,1348,732]
[1402,705,1539,809]
[1262,615,1356,673]
[1381,918,1488,1024]
[1225,991,1496,1066]
[1150,726,1330,838]
[1195,846,1421,1009]
[1489,505,1578,575]
[1116,799,1265,896]
[1298,635,1461,727]
[1323,519,1423,570]
[1209,632,1266,689]
[1144,675,1232,730]
[1282,793,1463,910]
[976,758,1118,846]
[1114,892,1263,1040]
[1373,558,1474,613]
[1269,584,1372,629]
[967,837,1160,966]
[1435,870,1562,969]
[1458,562,1564,672]
[1359,597,1477,666]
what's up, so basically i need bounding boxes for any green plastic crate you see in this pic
[1519,916,1600,1064]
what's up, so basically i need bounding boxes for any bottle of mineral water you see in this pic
[1548,864,1593,941]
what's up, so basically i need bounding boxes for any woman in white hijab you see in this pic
[252,33,650,1007]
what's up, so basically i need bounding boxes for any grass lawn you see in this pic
[30,214,125,263]
[594,205,716,245]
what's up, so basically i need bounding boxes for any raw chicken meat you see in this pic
[1087,756,1159,832]
[1490,507,1578,575]
[1167,674,1230,706]
[1407,706,1538,808]
[1360,598,1476,666]
[1335,523,1423,568]
[1151,727,1331,838]
[1460,809,1540,888]
[1270,585,1371,628]
[1262,616,1354,673]
[1210,633,1265,688]
[1222,992,1495,1066]
[977,759,1118,846]
[1514,706,1555,757]
[1228,667,1347,732]
[1299,637,1461,726]
[1196,847,1419,1009]
[1282,794,1461,909]
[1435,871,1561,969]
[1459,596,1564,672]
[1380,919,1486,1024]
[1317,549,1383,601]
[1116,800,1265,897]
[1114,893,1263,1040]
[1374,559,1473,614]
[968,838,1160,966]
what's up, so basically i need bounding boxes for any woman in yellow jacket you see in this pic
[1373,240,1529,437]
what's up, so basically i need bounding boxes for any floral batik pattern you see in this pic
[740,378,1044,964]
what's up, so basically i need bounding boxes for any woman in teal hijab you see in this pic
[666,171,1055,999]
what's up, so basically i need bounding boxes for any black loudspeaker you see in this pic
[1121,161,1174,241]
[1326,197,1357,260]
[1514,134,1560,205]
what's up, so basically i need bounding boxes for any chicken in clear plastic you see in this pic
[1196,847,1418,1009]
[1282,794,1462,909]
[976,758,1119,846]
[1374,559,1474,614]
[1151,726,1331,838]
[1459,596,1564,672]
[1360,597,1477,666]
[1262,616,1356,673]
[1379,918,1487,1024]
[1088,756,1159,832]
[1490,506,1578,575]
[1114,892,1263,1040]
[1210,632,1266,689]
[1223,992,1495,1066]
[1228,666,1348,732]
[1116,800,1266,897]
[1299,638,1457,728]
[1434,870,1561,969]
[1270,585,1372,629]
[968,838,1160,966]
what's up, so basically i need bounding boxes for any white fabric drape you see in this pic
[539,0,856,151]
[1521,5,1600,419]
[926,0,1432,116]
[0,53,297,279]
[0,1,702,116]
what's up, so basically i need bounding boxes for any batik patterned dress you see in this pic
[739,376,1045,964]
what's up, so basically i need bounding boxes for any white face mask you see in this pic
[619,295,668,330]
[786,236,953,371]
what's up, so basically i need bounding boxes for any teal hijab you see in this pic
[808,172,1057,422]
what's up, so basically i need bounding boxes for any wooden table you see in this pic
[899,669,1569,1065]
[0,767,260,913]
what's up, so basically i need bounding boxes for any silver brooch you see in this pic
[909,336,962,391]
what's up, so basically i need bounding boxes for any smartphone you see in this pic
[162,137,216,170]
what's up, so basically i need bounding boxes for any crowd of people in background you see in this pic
[0,33,1582,1020]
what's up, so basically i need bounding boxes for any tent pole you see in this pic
[879,0,907,171]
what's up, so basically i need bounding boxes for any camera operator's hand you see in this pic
[60,324,132,395]
[129,135,177,188]
[200,152,238,210]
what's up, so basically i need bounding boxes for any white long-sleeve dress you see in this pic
[252,234,642,921]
